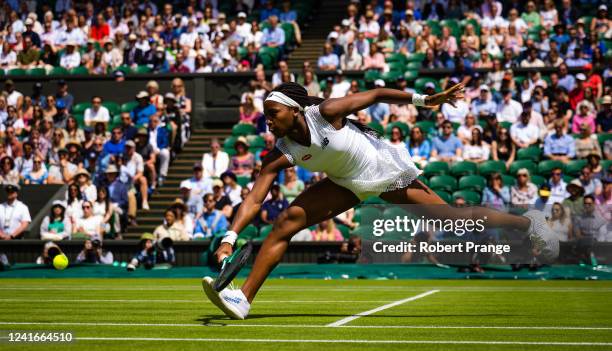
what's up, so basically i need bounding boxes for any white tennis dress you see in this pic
[276,105,422,200]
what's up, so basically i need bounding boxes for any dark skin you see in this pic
[215,84,530,303]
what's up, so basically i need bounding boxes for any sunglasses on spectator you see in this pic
[82,205,91,209]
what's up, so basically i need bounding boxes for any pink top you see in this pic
[363,53,386,70]
[571,113,595,134]
[239,111,260,124]
[310,229,343,241]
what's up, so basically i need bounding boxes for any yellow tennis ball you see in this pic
[53,254,69,270]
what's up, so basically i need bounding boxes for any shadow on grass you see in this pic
[196,313,518,325]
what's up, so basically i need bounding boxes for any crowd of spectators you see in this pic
[0,0,303,74]
[0,77,191,241]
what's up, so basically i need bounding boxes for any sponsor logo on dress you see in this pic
[301,154,312,161]
[322,137,330,150]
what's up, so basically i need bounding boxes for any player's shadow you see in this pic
[197,313,516,324]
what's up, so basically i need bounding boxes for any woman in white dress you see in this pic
[203,82,559,319]
[547,202,572,242]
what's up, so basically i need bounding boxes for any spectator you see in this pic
[470,85,497,118]
[482,173,511,210]
[317,43,339,71]
[119,112,138,141]
[72,200,103,241]
[367,80,391,123]
[520,48,545,67]
[194,193,228,239]
[154,208,189,241]
[511,168,538,207]
[171,78,192,115]
[171,199,194,239]
[23,156,48,184]
[548,167,570,204]
[65,183,84,223]
[573,194,607,257]
[359,10,380,39]
[64,116,85,144]
[76,239,114,264]
[185,162,212,199]
[543,120,576,162]
[547,203,573,241]
[131,91,157,126]
[105,164,130,223]
[578,166,603,197]
[178,180,202,218]
[239,94,261,125]
[17,37,39,68]
[101,40,123,70]
[147,114,170,186]
[510,112,539,148]
[230,136,255,177]
[261,15,285,52]
[261,184,289,225]
[59,42,81,70]
[463,129,490,163]
[431,120,463,164]
[93,186,121,239]
[496,90,523,123]
[84,96,111,127]
[311,219,343,241]
[124,140,149,210]
[340,42,362,70]
[407,126,431,168]
[575,122,602,159]
[4,80,23,110]
[564,179,585,217]
[103,127,126,157]
[212,179,233,217]
[596,95,611,133]
[280,167,304,203]
[457,113,482,144]
[221,171,242,207]
[40,200,72,241]
[571,101,596,134]
[0,156,19,184]
[202,138,229,178]
[0,184,31,240]
[362,42,387,71]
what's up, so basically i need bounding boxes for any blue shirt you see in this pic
[262,26,285,46]
[543,133,575,158]
[109,179,129,208]
[194,210,228,238]
[407,140,432,159]
[103,139,126,156]
[262,198,288,222]
[131,104,157,126]
[471,98,498,116]
[260,8,281,21]
[317,53,339,68]
[558,75,575,91]
[367,103,390,122]
[432,135,462,158]
[279,10,297,22]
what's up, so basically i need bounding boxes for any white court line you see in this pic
[0,298,391,304]
[327,290,439,327]
[1,321,611,330]
[1,286,610,292]
[3,336,608,346]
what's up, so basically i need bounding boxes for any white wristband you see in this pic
[220,230,238,246]
[412,93,427,107]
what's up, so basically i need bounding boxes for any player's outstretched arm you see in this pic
[215,149,291,263]
[319,83,465,123]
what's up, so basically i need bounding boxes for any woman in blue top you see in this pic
[407,126,431,167]
[23,157,48,185]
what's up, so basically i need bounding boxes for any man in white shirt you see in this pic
[179,21,199,48]
[84,96,111,126]
[0,184,32,240]
[236,12,252,39]
[202,138,229,178]
[481,3,507,30]
[359,10,380,39]
[185,162,213,199]
[547,167,569,204]
[496,90,523,123]
[510,112,539,148]
[124,140,149,210]
[59,42,81,69]
[520,48,545,67]
[3,80,23,109]
[330,71,351,99]
[441,99,470,124]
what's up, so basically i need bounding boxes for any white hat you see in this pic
[221,23,230,31]
[341,19,351,26]
[128,33,137,40]
[598,4,607,11]
[125,140,136,148]
[328,31,339,39]
[179,180,193,190]
[374,79,385,87]
[479,84,490,91]
[424,82,436,89]
[24,18,34,25]
[238,12,247,18]
[135,91,149,99]
[576,73,586,81]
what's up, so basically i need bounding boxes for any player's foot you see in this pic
[523,210,559,262]
[202,276,250,320]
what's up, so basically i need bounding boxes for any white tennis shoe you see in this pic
[202,276,250,320]
[523,210,560,262]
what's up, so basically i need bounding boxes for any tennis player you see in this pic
[203,82,558,319]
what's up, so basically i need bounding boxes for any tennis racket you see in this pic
[213,241,253,292]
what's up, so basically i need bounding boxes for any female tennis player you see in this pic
[202,82,558,319]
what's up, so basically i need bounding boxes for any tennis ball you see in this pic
[53,254,69,270]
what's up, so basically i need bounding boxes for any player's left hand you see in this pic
[426,83,465,107]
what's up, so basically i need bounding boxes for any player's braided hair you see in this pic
[271,82,381,138]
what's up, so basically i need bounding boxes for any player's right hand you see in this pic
[215,242,233,264]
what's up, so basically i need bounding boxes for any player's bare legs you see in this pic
[241,178,360,302]
[380,180,531,231]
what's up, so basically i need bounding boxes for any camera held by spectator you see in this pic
[76,239,114,264]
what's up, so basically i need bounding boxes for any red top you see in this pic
[90,25,110,41]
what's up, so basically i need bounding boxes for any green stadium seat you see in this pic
[69,66,89,75]
[452,190,481,205]
[500,121,512,130]
[113,65,131,75]
[223,136,238,150]
[8,68,26,76]
[338,224,351,239]
[258,224,274,240]
[224,147,237,157]
[73,113,85,128]
[353,206,381,225]
[238,224,258,239]
[538,160,564,177]
[429,175,457,192]
[280,23,295,44]
[134,65,152,74]
[103,101,121,116]
[414,77,439,93]
[364,70,381,82]
[0,69,4,76]
[564,159,588,177]
[406,61,421,70]
[121,101,138,113]
[246,135,265,149]
[516,146,542,162]
[49,66,69,75]
[478,160,507,176]
[423,161,450,177]
[501,174,516,187]
[232,123,256,136]
[386,53,407,64]
[236,175,251,187]
[403,70,418,81]
[598,133,612,147]
[26,68,46,76]
[405,52,425,62]
[458,175,487,192]
[509,160,537,176]
[415,120,436,135]
[361,196,386,204]
[381,70,403,82]
[601,160,612,172]
[435,190,452,203]
[367,121,384,135]
[450,161,478,177]
[417,175,429,186]
[110,115,122,129]
[350,225,374,238]
[387,61,405,72]
[530,175,546,187]
[72,102,91,114]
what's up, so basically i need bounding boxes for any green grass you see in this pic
[1,279,611,350]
